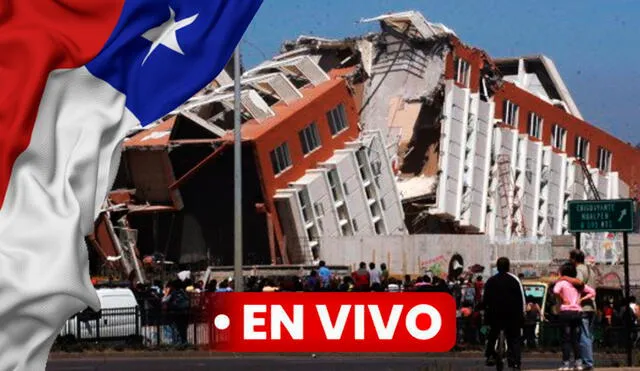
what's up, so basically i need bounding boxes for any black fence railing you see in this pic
[52,293,640,359]
[55,309,640,354]
[55,295,211,349]
[455,316,640,354]
[59,307,141,343]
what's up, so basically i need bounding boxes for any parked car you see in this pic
[59,287,141,342]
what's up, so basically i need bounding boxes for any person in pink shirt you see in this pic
[553,262,596,371]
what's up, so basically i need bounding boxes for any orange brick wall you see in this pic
[446,39,640,190]
[253,79,360,208]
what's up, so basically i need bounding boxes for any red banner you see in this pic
[207,292,456,352]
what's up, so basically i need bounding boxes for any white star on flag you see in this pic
[141,6,199,65]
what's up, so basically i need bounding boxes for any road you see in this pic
[45,355,622,371]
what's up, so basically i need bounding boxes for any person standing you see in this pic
[318,260,332,290]
[481,257,526,370]
[380,263,390,288]
[163,279,190,345]
[558,249,595,370]
[369,262,382,292]
[554,262,596,371]
[215,279,233,293]
[352,262,370,291]
[304,270,321,292]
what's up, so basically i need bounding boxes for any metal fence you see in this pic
[53,294,640,361]
[456,315,640,354]
[55,295,211,349]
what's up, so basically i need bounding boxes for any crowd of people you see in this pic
[124,253,640,370]
[480,249,639,371]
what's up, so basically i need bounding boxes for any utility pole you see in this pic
[233,46,243,292]
[624,231,632,366]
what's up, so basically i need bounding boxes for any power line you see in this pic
[242,39,269,61]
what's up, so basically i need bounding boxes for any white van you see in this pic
[59,287,141,341]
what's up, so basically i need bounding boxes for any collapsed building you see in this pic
[281,11,640,240]
[91,47,406,277]
[90,11,640,279]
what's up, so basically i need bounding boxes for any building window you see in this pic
[299,122,321,155]
[298,190,312,223]
[527,112,543,139]
[327,104,349,136]
[575,136,589,161]
[356,149,368,180]
[374,220,384,235]
[597,147,612,172]
[551,124,567,151]
[327,169,341,202]
[270,142,292,175]
[503,100,519,127]
[314,201,325,217]
[454,57,470,88]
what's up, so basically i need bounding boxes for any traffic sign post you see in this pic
[568,198,636,366]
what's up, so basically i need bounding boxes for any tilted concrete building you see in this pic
[279,11,640,242]
[104,54,405,268]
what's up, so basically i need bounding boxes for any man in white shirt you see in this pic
[369,262,382,291]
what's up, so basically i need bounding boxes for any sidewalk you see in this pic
[48,351,488,359]
[48,349,633,360]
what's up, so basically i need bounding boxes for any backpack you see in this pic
[170,289,190,311]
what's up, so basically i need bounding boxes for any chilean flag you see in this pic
[0,1,262,369]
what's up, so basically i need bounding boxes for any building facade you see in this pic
[275,130,406,263]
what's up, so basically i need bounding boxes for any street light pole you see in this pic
[233,45,243,292]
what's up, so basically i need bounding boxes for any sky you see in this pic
[241,0,640,145]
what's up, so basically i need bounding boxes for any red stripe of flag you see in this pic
[0,0,125,206]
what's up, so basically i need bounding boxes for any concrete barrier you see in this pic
[318,233,640,283]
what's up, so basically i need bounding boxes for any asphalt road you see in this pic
[45,355,620,371]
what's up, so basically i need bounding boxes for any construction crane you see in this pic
[496,154,527,237]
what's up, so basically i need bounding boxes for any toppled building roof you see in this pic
[494,55,583,119]
[359,11,456,39]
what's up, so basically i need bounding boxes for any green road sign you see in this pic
[568,199,636,233]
